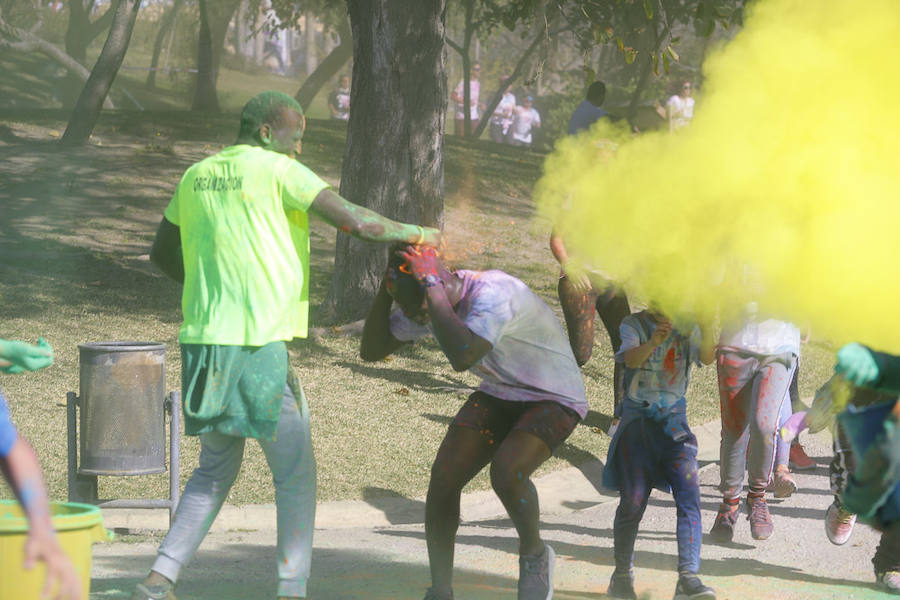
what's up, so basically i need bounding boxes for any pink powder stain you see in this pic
[663,348,676,373]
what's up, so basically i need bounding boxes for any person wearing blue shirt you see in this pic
[568,81,609,135]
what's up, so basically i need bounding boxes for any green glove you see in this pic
[0,338,54,373]
[835,343,880,387]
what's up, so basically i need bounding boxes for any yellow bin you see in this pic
[0,500,112,599]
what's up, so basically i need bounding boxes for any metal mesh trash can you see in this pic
[78,342,166,476]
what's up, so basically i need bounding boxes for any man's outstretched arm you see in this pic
[309,189,440,246]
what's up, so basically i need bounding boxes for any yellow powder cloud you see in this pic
[537,0,900,351]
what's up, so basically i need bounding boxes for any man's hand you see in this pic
[0,338,54,374]
[651,320,673,346]
[398,246,441,285]
[835,342,880,387]
[420,227,442,248]
[561,260,592,294]
[24,529,82,600]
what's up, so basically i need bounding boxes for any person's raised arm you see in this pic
[400,247,492,372]
[549,230,591,293]
[360,277,410,361]
[0,438,82,599]
[309,189,440,246]
[622,319,672,369]
[149,217,184,284]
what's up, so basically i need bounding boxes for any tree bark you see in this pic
[191,0,241,112]
[320,0,446,323]
[65,0,117,65]
[191,0,219,111]
[0,15,114,109]
[294,15,351,112]
[146,0,181,89]
[59,0,140,147]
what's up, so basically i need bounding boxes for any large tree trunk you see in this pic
[191,0,218,111]
[294,15,351,112]
[320,0,446,323]
[191,0,240,112]
[65,0,117,65]
[146,0,181,89]
[59,0,140,147]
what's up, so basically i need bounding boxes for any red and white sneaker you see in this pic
[825,500,856,545]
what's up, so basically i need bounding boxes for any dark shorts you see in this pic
[451,391,581,452]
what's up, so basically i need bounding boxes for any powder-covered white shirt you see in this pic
[454,79,481,120]
[667,94,694,129]
[719,303,801,357]
[509,106,541,144]
[389,269,588,418]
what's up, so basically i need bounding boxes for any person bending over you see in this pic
[361,245,588,600]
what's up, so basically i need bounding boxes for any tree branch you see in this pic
[0,16,114,109]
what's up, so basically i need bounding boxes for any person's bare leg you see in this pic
[489,430,552,556]
[425,425,496,596]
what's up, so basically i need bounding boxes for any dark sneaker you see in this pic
[747,496,774,540]
[130,582,177,600]
[673,574,716,600]
[877,571,900,595]
[423,587,453,600]
[709,503,740,542]
[607,570,637,599]
[825,500,857,545]
[518,544,555,600]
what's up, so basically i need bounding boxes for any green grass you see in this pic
[0,51,840,507]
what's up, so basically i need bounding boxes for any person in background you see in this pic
[489,76,516,144]
[0,338,82,600]
[667,81,694,132]
[568,81,610,135]
[327,75,351,121]
[451,63,483,136]
[507,96,541,148]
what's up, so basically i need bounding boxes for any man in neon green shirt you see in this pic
[131,91,439,600]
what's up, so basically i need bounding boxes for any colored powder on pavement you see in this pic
[536,0,900,352]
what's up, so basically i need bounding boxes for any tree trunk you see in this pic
[320,0,446,324]
[65,0,117,65]
[59,0,140,147]
[191,0,218,111]
[146,0,181,88]
[294,15,351,112]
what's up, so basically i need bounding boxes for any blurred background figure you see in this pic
[667,80,694,132]
[328,74,351,121]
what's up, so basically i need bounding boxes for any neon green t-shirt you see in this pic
[164,144,329,345]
